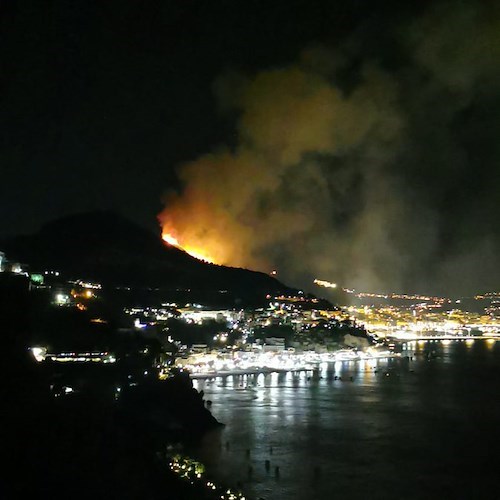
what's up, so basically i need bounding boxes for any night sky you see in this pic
[2,0,499,295]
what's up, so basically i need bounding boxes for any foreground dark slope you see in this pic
[2,211,291,297]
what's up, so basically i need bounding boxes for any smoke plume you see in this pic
[159,1,500,295]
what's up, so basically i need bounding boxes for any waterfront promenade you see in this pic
[185,336,499,379]
[183,349,401,379]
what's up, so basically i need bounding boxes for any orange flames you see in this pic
[162,233,180,247]
[162,232,216,264]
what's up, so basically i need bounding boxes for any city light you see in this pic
[30,347,47,362]
[175,349,399,377]
[168,454,246,499]
[54,293,70,305]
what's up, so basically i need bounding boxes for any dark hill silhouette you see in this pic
[1,211,291,297]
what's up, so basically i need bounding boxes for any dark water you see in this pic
[193,340,500,499]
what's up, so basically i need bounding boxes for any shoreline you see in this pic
[189,352,402,379]
[186,336,499,380]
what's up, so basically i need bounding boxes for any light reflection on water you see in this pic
[192,340,500,500]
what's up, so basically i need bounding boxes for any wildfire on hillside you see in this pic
[314,279,337,289]
[162,232,216,264]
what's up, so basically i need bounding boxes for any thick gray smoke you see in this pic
[159,1,500,295]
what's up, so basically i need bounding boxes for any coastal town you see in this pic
[3,233,500,500]
[3,247,497,380]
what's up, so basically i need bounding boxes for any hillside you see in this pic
[1,211,291,300]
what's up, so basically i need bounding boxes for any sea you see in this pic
[192,339,500,499]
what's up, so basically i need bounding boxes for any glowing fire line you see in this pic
[163,233,180,246]
[314,278,337,289]
[162,233,215,264]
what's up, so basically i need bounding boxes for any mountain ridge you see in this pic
[1,210,292,298]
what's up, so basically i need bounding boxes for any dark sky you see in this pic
[1,0,364,232]
[1,0,499,295]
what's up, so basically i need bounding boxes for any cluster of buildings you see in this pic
[118,287,500,377]
[121,293,375,379]
[13,257,500,380]
[0,250,29,275]
[345,298,500,337]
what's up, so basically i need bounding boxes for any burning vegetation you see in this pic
[158,2,500,295]
[162,232,216,264]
